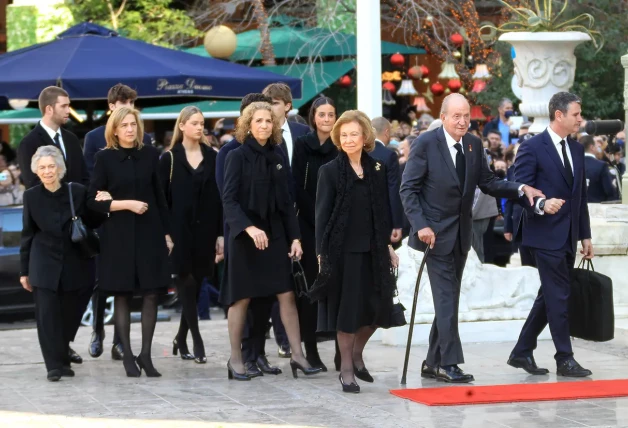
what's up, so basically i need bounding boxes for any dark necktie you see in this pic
[454,143,465,188]
[560,140,573,187]
[53,132,61,149]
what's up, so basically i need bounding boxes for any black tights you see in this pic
[175,274,205,358]
[114,293,159,376]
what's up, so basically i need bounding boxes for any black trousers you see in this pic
[70,259,96,343]
[242,297,274,363]
[34,287,79,372]
[425,239,468,367]
[512,240,575,363]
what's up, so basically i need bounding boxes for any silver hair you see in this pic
[371,116,391,135]
[31,145,66,180]
[440,93,469,115]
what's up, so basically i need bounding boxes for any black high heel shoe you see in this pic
[123,358,141,378]
[136,355,162,377]
[339,374,360,393]
[354,365,374,383]
[289,359,323,378]
[193,343,207,364]
[227,360,250,381]
[172,338,194,360]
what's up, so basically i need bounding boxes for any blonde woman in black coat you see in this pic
[159,106,223,364]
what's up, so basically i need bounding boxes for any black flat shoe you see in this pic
[227,360,250,381]
[507,355,549,375]
[47,369,62,382]
[68,347,82,364]
[290,359,322,378]
[557,358,592,378]
[421,360,438,379]
[339,374,360,393]
[245,361,263,378]
[278,344,292,358]
[354,365,374,383]
[136,355,161,378]
[256,355,282,375]
[307,354,328,372]
[89,330,104,358]
[436,365,474,383]
[172,338,194,360]
[111,343,124,361]
[61,366,75,377]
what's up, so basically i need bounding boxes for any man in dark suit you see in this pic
[509,92,594,378]
[400,93,541,383]
[83,83,153,361]
[581,135,616,203]
[371,117,403,246]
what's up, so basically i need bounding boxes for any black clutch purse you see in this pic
[292,258,309,298]
[68,182,100,259]
[390,268,407,327]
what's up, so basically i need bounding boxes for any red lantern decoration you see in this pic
[447,79,462,93]
[431,82,445,96]
[450,33,464,47]
[471,79,487,93]
[382,81,396,94]
[408,65,423,80]
[338,75,352,88]
[470,105,487,121]
[390,53,405,68]
[420,65,430,77]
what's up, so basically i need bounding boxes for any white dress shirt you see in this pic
[281,119,293,165]
[534,127,575,215]
[40,121,67,158]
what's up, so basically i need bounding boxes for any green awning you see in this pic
[0,108,104,124]
[185,26,424,61]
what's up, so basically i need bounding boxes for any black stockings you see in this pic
[175,274,205,358]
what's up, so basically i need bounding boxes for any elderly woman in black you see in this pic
[221,101,321,380]
[88,107,173,378]
[160,106,223,364]
[291,97,337,370]
[312,110,399,393]
[20,146,104,381]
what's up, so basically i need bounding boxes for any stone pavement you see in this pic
[2,314,628,428]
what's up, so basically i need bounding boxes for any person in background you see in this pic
[0,155,19,206]
[581,135,616,202]
[493,159,509,215]
[0,130,16,164]
[483,98,517,146]
[486,130,505,161]
[397,137,412,165]
[519,122,532,138]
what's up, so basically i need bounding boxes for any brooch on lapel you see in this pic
[375,162,381,171]
[468,144,473,152]
[276,164,282,170]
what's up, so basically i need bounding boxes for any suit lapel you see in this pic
[568,138,580,194]
[462,134,475,196]
[435,127,461,192]
[542,130,571,188]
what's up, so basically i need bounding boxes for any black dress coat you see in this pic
[87,145,171,294]
[20,183,104,291]
[17,123,89,189]
[158,143,223,279]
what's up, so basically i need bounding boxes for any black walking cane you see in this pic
[400,244,432,385]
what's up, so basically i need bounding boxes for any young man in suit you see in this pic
[581,135,616,203]
[400,93,541,383]
[509,92,594,377]
[17,86,90,365]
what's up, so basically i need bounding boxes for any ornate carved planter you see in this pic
[500,32,591,134]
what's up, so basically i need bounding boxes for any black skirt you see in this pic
[317,251,391,334]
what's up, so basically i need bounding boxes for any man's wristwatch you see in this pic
[538,199,545,211]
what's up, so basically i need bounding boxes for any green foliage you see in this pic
[62,0,201,47]
[474,42,518,116]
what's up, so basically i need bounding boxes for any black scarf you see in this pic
[242,136,290,219]
[310,151,396,303]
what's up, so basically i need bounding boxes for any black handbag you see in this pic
[292,258,309,298]
[390,267,407,327]
[569,259,614,342]
[68,182,100,259]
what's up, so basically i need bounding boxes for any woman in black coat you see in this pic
[311,110,399,394]
[291,97,337,370]
[221,101,321,380]
[20,145,104,381]
[88,107,173,378]
[159,106,223,364]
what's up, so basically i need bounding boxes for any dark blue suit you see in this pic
[512,129,591,363]
[504,166,534,266]
[370,141,403,229]
[83,125,153,177]
[584,155,616,203]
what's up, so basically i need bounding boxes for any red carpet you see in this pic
[390,379,628,406]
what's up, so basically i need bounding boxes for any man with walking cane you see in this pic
[400,94,543,383]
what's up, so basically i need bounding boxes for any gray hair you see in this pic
[440,93,469,115]
[371,116,391,135]
[499,98,513,108]
[31,145,66,179]
[549,92,581,121]
[426,119,443,132]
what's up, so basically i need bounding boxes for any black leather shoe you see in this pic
[227,360,250,381]
[507,355,549,375]
[61,366,75,377]
[245,361,263,378]
[557,358,592,377]
[339,374,360,393]
[436,365,474,383]
[354,365,374,383]
[307,354,328,372]
[278,344,291,358]
[89,330,104,358]
[47,369,62,382]
[256,355,282,375]
[290,359,323,378]
[421,360,438,379]
[111,343,124,361]
[68,347,82,364]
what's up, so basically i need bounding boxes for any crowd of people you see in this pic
[10,81,626,389]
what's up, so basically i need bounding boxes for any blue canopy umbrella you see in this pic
[0,22,302,105]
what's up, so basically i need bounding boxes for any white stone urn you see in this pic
[500,32,591,134]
